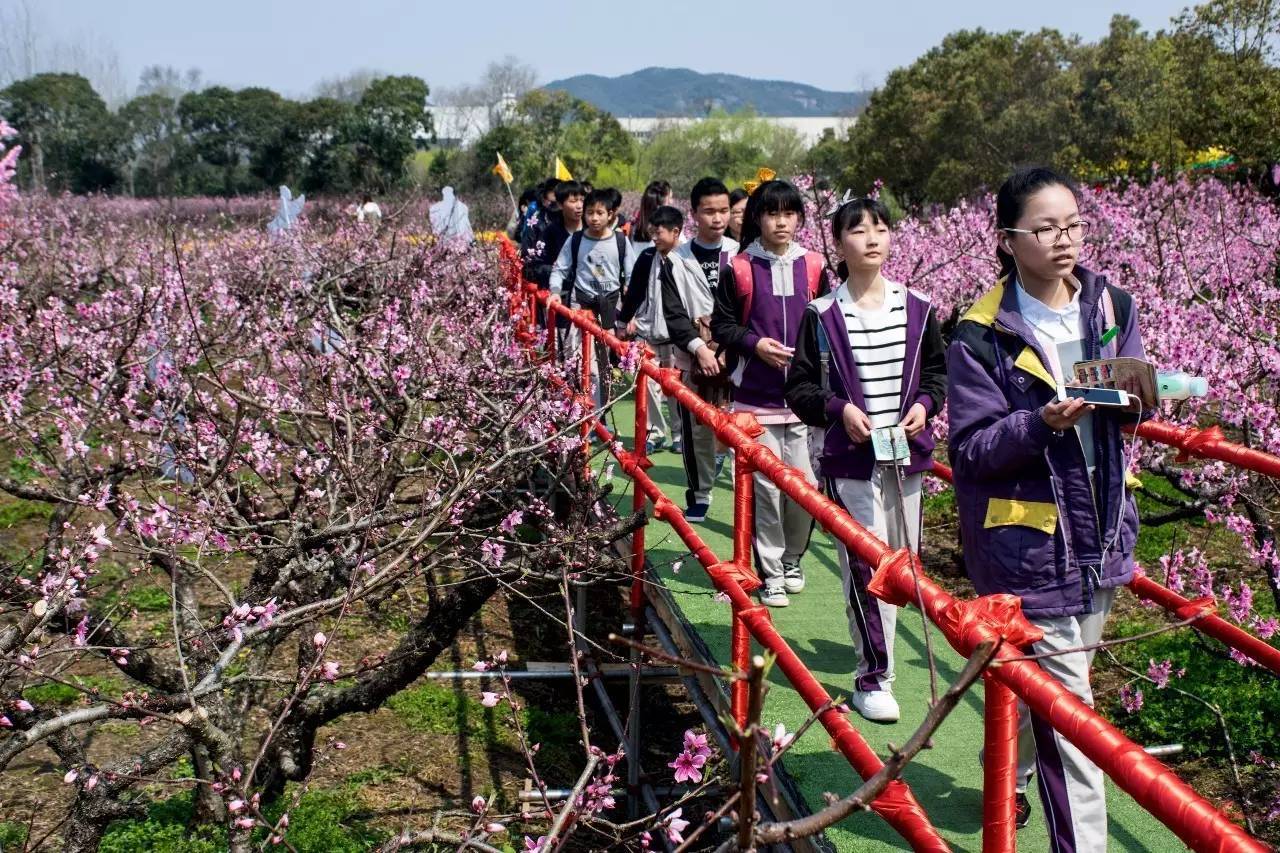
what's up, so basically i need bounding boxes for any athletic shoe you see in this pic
[759,586,789,608]
[1015,792,1032,828]
[782,562,806,593]
[670,439,683,454]
[684,502,710,523]
[851,690,900,723]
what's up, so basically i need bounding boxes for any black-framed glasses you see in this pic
[1002,221,1091,245]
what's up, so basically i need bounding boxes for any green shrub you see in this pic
[1104,623,1280,760]
[125,583,172,612]
[0,498,53,527]
[259,788,385,852]
[100,793,224,853]
[388,681,476,734]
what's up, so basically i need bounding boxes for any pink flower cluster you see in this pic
[667,728,713,784]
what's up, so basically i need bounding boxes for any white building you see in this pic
[424,93,519,148]
[422,94,856,148]
[618,115,856,146]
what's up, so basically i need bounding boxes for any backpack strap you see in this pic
[1101,284,1133,353]
[567,232,584,295]
[803,252,826,299]
[616,230,629,289]
[730,254,754,324]
[814,310,832,395]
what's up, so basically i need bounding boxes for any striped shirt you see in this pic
[838,281,907,429]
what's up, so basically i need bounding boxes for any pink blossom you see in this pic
[481,539,505,566]
[235,817,256,829]
[480,691,501,708]
[1120,683,1144,713]
[320,661,340,681]
[667,749,707,784]
[228,798,246,814]
[524,836,548,852]
[63,769,78,784]
[483,822,506,834]
[0,715,10,728]
[682,728,711,759]
[14,699,33,712]
[472,660,491,672]
[312,632,327,650]
[663,807,690,844]
[1147,659,1175,689]
[772,722,795,751]
[471,795,486,813]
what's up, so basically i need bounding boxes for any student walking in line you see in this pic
[619,203,685,453]
[710,180,829,606]
[948,166,1150,846]
[785,197,946,723]
[660,178,741,520]
[630,180,674,254]
[550,188,635,410]
[520,180,585,294]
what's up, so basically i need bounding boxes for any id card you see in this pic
[872,426,910,465]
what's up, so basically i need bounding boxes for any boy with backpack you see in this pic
[550,188,635,409]
[660,179,740,522]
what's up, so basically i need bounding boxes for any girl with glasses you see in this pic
[946,166,1152,847]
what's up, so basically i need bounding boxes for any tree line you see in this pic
[812,10,1280,205]
[0,72,434,196]
[1,4,1277,204]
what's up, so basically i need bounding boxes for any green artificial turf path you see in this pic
[603,400,1187,852]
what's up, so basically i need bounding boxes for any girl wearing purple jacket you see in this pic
[785,198,947,724]
[947,167,1150,849]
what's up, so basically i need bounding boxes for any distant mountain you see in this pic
[543,67,868,118]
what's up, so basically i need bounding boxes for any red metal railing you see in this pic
[498,237,1276,852]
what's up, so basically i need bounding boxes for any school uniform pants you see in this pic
[1017,586,1116,853]
[645,343,680,443]
[677,368,718,507]
[753,421,816,589]
[826,469,921,692]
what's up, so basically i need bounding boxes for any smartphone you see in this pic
[1064,386,1131,408]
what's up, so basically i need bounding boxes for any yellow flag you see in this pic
[493,152,513,185]
[554,157,573,181]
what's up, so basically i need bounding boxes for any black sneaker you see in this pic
[1015,792,1032,829]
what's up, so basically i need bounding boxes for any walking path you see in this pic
[607,401,1186,851]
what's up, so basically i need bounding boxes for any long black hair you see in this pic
[831,197,893,280]
[994,166,1079,277]
[633,180,672,242]
[737,180,805,253]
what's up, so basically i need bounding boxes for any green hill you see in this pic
[543,66,868,117]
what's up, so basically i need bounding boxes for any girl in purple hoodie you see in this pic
[711,180,830,609]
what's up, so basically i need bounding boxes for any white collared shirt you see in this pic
[1016,275,1095,472]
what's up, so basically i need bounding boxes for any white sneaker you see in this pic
[759,586,789,608]
[851,690,900,723]
[782,562,805,593]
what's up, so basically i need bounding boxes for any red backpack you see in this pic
[729,251,826,323]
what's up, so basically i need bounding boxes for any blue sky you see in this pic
[23,0,1192,96]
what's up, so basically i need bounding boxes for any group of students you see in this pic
[518,166,1149,851]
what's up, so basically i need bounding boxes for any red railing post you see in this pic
[545,310,557,363]
[730,413,764,733]
[580,325,594,446]
[982,673,1019,853]
[630,360,650,620]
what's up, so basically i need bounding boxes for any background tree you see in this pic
[0,71,121,191]
[640,109,806,194]
[350,75,432,191]
[119,91,192,196]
